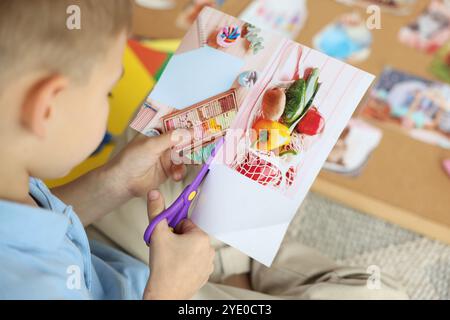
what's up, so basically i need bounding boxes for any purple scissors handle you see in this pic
[143,137,224,244]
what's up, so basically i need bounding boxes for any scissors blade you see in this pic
[187,137,225,192]
[144,138,225,245]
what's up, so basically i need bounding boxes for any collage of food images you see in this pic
[131,6,374,199]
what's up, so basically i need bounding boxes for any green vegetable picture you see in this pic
[283,79,306,125]
[304,68,320,104]
[282,68,321,133]
[289,82,321,133]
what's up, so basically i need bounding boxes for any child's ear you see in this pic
[21,74,68,137]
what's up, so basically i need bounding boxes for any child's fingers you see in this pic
[147,190,166,222]
[146,129,193,155]
[171,164,187,181]
[174,219,201,235]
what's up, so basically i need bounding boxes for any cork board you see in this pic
[132,0,450,243]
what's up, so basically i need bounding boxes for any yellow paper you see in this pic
[141,39,181,53]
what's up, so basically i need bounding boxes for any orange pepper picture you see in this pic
[252,119,291,151]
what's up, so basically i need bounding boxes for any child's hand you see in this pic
[106,130,191,198]
[53,130,192,227]
[143,190,215,300]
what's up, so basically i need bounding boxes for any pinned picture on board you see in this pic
[336,0,417,15]
[398,0,450,54]
[134,0,176,10]
[430,41,450,83]
[361,67,450,149]
[324,119,382,176]
[176,0,226,30]
[313,12,372,64]
[238,0,308,39]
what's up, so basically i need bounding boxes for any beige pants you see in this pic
[195,242,408,299]
[91,129,408,300]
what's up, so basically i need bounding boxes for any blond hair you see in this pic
[0,0,132,85]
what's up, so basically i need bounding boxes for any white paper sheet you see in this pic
[192,64,375,266]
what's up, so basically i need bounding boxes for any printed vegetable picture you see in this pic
[232,68,325,191]
[130,7,375,265]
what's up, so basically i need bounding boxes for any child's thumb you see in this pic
[146,129,194,154]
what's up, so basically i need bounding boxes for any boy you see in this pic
[0,0,410,301]
[0,0,214,299]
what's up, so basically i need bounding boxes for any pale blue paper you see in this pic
[149,46,244,109]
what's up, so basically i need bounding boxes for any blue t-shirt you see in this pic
[0,178,149,299]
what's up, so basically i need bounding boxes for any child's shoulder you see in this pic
[0,189,90,299]
[0,178,71,253]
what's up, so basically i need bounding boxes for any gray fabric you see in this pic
[287,192,450,300]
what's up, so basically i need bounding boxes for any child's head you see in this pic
[0,0,131,179]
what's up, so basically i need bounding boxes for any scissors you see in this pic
[143,137,225,244]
